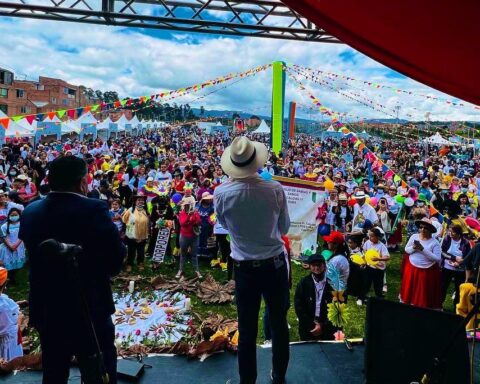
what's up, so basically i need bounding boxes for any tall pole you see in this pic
[271,61,286,155]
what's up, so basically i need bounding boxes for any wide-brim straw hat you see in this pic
[414,218,437,233]
[221,136,268,179]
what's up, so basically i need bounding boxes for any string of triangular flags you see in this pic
[130,75,250,115]
[292,64,480,111]
[0,63,272,130]
[286,68,443,216]
[290,66,401,119]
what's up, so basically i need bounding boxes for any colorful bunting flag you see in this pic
[57,110,66,119]
[12,115,23,122]
[47,112,56,120]
[26,115,35,125]
[0,118,9,129]
[67,109,76,119]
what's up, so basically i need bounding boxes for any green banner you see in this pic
[271,61,286,155]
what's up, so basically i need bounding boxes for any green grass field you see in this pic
[7,245,456,344]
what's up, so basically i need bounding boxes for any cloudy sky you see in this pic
[1,16,479,122]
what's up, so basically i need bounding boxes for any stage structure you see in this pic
[0,0,339,43]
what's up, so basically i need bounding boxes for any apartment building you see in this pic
[0,68,93,116]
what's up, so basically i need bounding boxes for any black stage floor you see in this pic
[0,341,478,383]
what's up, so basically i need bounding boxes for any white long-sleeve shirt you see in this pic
[214,174,290,261]
[405,234,441,269]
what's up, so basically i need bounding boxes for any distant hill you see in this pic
[191,107,318,125]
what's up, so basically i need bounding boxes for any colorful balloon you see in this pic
[324,179,335,191]
[172,193,183,204]
[404,197,414,207]
[318,224,331,236]
[395,195,405,203]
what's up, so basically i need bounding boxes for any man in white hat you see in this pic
[214,136,290,384]
[352,191,378,230]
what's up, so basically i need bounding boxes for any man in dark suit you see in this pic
[294,253,336,341]
[19,155,126,384]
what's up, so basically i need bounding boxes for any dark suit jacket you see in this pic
[19,192,126,329]
[294,274,336,341]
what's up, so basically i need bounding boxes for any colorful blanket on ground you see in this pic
[112,290,191,348]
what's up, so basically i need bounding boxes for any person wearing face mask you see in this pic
[19,155,126,384]
[294,253,336,341]
[122,194,150,273]
[0,208,25,284]
[5,168,18,188]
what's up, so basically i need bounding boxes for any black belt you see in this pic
[234,254,283,268]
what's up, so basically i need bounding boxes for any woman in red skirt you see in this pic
[400,217,442,309]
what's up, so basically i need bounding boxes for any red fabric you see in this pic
[178,210,201,238]
[282,0,480,105]
[400,257,442,309]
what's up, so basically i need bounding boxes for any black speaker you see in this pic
[365,298,470,384]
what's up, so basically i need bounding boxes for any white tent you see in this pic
[0,111,34,138]
[115,114,129,132]
[75,111,97,125]
[326,125,335,132]
[17,117,37,132]
[424,133,452,146]
[130,115,141,128]
[97,117,113,131]
[61,120,80,135]
[43,115,62,123]
[253,119,270,134]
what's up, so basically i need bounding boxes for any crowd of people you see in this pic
[0,122,478,360]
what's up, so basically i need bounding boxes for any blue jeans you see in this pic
[234,256,290,384]
[179,235,199,272]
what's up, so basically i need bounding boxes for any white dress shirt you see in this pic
[214,174,290,261]
[313,275,327,318]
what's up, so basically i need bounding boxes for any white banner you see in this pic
[277,177,322,259]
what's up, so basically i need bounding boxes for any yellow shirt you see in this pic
[443,174,453,184]
[456,283,480,330]
[101,161,111,172]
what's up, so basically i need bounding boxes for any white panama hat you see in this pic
[220,136,268,179]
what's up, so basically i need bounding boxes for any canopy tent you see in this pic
[16,117,37,132]
[0,111,18,142]
[253,120,270,134]
[281,0,480,105]
[423,133,452,146]
[198,122,216,132]
[129,115,141,134]
[4,122,33,139]
[74,111,98,140]
[115,114,129,133]
[75,111,97,125]
[36,115,62,143]
[321,125,344,140]
[357,129,371,139]
[61,120,80,135]
[98,117,118,138]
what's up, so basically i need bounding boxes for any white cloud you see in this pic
[0,17,478,122]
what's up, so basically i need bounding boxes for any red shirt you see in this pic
[178,210,202,238]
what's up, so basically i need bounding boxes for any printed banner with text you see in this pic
[274,176,323,259]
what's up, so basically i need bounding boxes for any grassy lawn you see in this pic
[7,245,456,345]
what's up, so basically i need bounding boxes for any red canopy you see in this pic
[282,0,480,106]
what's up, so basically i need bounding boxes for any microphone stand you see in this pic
[40,240,109,384]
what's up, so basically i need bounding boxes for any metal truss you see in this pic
[0,0,340,43]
